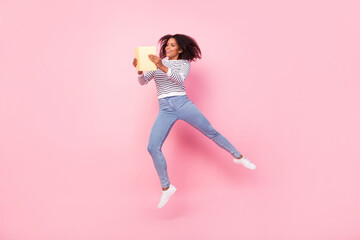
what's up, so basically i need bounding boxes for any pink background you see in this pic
[1,0,360,239]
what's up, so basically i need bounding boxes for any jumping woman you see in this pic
[132,34,256,209]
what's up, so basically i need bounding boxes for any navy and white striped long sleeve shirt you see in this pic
[137,59,191,99]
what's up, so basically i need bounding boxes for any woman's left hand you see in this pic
[148,54,163,68]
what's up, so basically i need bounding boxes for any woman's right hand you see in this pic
[133,58,143,74]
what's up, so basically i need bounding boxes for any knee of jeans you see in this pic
[147,144,160,155]
[205,128,220,139]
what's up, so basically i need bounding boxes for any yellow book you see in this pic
[134,46,157,71]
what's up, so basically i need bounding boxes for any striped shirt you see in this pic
[137,59,191,99]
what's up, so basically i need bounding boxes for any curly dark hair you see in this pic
[158,34,202,62]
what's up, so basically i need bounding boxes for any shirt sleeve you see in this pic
[165,61,191,85]
[137,70,155,85]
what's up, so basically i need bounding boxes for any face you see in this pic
[165,38,182,60]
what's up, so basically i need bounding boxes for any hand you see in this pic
[133,58,143,74]
[148,54,163,68]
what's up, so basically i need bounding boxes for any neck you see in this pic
[169,55,179,60]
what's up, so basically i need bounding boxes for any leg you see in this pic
[178,101,242,158]
[147,111,178,189]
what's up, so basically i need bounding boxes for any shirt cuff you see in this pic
[166,68,172,77]
[137,72,144,77]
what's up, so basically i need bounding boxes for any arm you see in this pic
[137,70,155,85]
[147,55,190,85]
[162,61,191,85]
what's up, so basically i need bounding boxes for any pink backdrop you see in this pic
[1,0,359,239]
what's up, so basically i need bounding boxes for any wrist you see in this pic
[159,64,168,73]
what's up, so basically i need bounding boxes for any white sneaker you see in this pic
[233,156,256,169]
[157,184,177,209]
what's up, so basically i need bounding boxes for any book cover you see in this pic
[134,46,157,71]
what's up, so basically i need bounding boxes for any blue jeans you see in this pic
[147,95,242,188]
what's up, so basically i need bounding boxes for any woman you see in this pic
[132,34,256,209]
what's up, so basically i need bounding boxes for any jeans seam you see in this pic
[159,117,178,150]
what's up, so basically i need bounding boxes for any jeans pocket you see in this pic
[158,100,169,111]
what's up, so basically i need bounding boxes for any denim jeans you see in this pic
[147,95,242,188]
